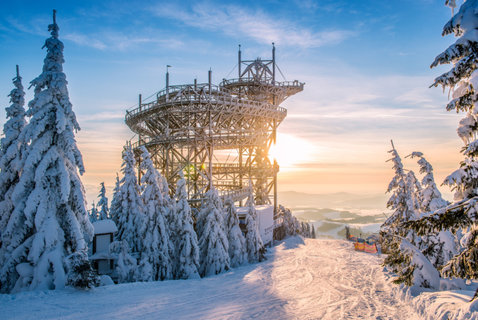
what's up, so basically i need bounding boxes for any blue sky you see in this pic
[0,0,464,204]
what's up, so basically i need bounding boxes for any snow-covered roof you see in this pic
[237,204,273,216]
[93,219,118,235]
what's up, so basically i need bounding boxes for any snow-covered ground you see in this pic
[1,237,477,319]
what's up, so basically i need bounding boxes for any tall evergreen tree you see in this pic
[407,152,450,212]
[110,173,121,226]
[197,188,230,277]
[405,170,422,216]
[311,224,316,239]
[381,142,434,287]
[173,171,200,279]
[115,144,144,254]
[0,11,96,292]
[224,197,246,268]
[110,240,137,283]
[0,65,26,235]
[137,147,173,281]
[244,190,265,263]
[407,152,457,268]
[278,205,301,237]
[96,182,109,220]
[405,1,478,295]
[88,201,98,223]
[382,142,417,232]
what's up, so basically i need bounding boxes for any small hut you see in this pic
[90,219,118,275]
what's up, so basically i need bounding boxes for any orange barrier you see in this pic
[354,242,365,251]
[354,241,377,253]
[364,243,378,254]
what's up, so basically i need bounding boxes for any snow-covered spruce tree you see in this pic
[407,152,457,268]
[405,170,422,216]
[300,221,313,238]
[224,197,246,268]
[380,142,418,248]
[197,188,230,277]
[0,66,26,235]
[244,190,265,263]
[110,240,137,283]
[137,146,173,281]
[97,182,109,220]
[0,12,97,292]
[380,142,438,287]
[115,144,144,254]
[110,173,121,226]
[278,205,300,237]
[173,171,200,279]
[386,238,440,289]
[88,201,98,223]
[407,152,450,212]
[405,1,478,292]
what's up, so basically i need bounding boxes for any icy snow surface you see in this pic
[1,237,476,319]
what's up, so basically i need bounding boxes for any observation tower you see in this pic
[125,45,304,212]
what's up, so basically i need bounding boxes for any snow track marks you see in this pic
[0,237,421,320]
[270,238,420,319]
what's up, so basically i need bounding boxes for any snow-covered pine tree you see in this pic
[300,222,307,237]
[0,65,26,236]
[407,152,449,212]
[0,11,96,292]
[407,152,457,268]
[110,240,137,283]
[244,190,265,263]
[405,1,478,292]
[173,171,200,279]
[116,144,144,252]
[115,144,144,254]
[386,237,440,289]
[137,146,173,281]
[278,205,300,237]
[197,188,230,277]
[405,170,422,216]
[97,182,109,220]
[88,201,98,223]
[110,173,121,226]
[381,143,419,245]
[224,197,246,268]
[380,142,437,287]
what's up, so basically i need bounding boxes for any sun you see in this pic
[268,133,315,169]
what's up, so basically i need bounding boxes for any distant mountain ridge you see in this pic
[278,191,388,210]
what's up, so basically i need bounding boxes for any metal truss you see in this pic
[125,45,303,210]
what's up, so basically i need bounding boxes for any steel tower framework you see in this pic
[125,45,303,210]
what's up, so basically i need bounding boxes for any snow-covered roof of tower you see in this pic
[92,219,117,235]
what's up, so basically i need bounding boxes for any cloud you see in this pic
[5,17,48,37]
[63,32,107,50]
[151,3,355,48]
[63,29,185,51]
[4,13,185,52]
[77,111,125,122]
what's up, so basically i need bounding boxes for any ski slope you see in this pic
[1,236,427,320]
[4,236,477,319]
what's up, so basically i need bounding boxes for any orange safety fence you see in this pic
[354,242,365,251]
[354,242,377,253]
[364,243,378,254]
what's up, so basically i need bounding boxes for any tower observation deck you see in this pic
[125,45,304,211]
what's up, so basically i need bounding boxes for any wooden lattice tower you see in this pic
[125,45,304,211]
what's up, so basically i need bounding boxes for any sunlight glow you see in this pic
[269,133,316,169]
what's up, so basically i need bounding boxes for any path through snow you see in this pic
[0,237,420,319]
